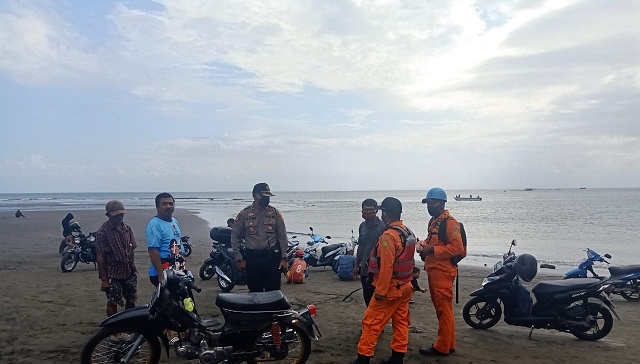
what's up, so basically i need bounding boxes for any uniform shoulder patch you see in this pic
[381,240,389,248]
[276,210,285,223]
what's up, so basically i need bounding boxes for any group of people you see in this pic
[88,182,465,364]
[352,187,466,364]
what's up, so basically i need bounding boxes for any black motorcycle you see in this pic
[181,235,193,257]
[60,232,97,272]
[462,239,619,341]
[199,226,247,292]
[80,268,321,364]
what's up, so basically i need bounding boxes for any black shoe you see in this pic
[352,354,371,364]
[449,348,456,354]
[419,346,448,356]
[379,350,404,364]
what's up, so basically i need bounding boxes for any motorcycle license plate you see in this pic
[149,285,161,307]
[493,260,503,272]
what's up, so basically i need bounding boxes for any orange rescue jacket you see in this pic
[417,210,465,275]
[368,221,416,297]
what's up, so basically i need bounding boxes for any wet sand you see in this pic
[0,209,637,363]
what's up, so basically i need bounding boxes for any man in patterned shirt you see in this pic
[95,200,137,317]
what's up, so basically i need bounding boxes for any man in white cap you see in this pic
[95,200,137,317]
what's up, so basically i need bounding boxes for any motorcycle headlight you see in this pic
[88,236,96,242]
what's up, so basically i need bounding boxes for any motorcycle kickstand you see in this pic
[528,326,534,340]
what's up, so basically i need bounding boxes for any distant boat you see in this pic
[454,196,482,201]
[579,187,587,190]
[524,188,534,191]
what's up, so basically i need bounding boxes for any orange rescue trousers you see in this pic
[357,282,413,357]
[427,269,456,354]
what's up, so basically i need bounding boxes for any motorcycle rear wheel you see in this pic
[60,252,79,272]
[619,279,640,302]
[248,322,311,364]
[569,302,613,341]
[462,296,502,329]
[183,243,192,257]
[217,261,236,292]
[199,259,216,280]
[80,327,160,364]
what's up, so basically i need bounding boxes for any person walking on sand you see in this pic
[146,192,183,287]
[231,183,288,292]
[353,198,386,306]
[416,187,465,356]
[95,200,137,317]
[352,197,417,364]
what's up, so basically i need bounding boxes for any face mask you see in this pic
[259,196,270,207]
[427,205,441,217]
[362,211,377,220]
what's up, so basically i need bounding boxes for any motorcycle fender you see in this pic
[598,293,621,321]
[216,266,233,283]
[565,268,586,279]
[469,287,488,297]
[99,305,152,329]
[293,314,320,340]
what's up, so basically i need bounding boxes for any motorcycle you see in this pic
[565,248,640,302]
[285,235,300,262]
[199,226,247,292]
[303,227,345,269]
[181,235,193,257]
[60,232,97,272]
[80,268,321,364]
[462,239,619,341]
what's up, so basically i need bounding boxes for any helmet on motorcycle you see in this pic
[514,254,538,282]
[70,220,81,231]
[295,249,304,257]
[422,187,447,203]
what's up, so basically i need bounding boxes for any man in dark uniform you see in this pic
[353,198,385,306]
[231,183,289,292]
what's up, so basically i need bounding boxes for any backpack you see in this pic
[437,217,467,266]
[287,258,307,284]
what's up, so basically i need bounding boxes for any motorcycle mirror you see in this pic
[511,239,517,246]
[309,227,313,232]
[291,235,297,239]
[604,253,612,259]
[325,236,332,239]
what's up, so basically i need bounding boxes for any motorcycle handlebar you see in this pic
[186,280,202,293]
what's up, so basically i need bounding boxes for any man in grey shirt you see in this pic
[354,198,386,306]
[232,183,288,292]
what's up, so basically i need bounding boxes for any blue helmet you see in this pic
[422,187,447,203]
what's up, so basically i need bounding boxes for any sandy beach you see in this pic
[0,209,637,364]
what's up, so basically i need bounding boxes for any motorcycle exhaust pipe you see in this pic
[215,267,233,283]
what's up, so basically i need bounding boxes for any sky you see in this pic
[0,0,639,193]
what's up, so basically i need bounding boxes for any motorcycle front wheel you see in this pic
[60,252,79,272]
[217,261,236,292]
[569,302,613,341]
[462,296,502,329]
[248,323,311,364]
[80,327,161,364]
[619,279,640,302]
[199,259,216,280]
[183,243,192,257]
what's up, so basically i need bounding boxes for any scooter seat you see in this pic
[215,290,291,312]
[532,278,601,295]
[321,243,343,254]
[609,265,640,277]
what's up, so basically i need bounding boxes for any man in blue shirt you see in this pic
[146,192,183,286]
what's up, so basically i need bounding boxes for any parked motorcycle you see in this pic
[199,226,247,292]
[80,267,321,364]
[462,239,619,341]
[181,235,193,257]
[285,235,300,262]
[565,248,640,302]
[303,227,345,269]
[60,232,97,272]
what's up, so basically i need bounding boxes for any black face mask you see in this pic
[427,205,441,217]
[258,196,270,207]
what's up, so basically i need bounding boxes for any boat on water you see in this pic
[454,195,482,201]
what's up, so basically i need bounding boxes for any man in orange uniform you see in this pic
[352,197,416,364]
[416,187,465,356]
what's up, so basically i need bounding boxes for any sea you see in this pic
[2,188,639,271]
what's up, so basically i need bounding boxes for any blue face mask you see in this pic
[259,196,270,207]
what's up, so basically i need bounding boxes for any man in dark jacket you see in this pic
[353,198,385,306]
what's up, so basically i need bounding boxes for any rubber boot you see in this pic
[379,350,404,364]
[352,354,371,364]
